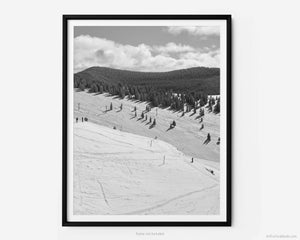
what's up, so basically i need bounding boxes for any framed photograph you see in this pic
[62,15,231,226]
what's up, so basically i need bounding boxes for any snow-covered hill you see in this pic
[74,91,220,162]
[74,122,219,215]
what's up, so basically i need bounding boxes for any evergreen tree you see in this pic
[153,96,159,107]
[89,83,98,93]
[211,97,216,105]
[214,99,220,114]
[74,77,80,88]
[119,87,125,98]
[199,108,205,117]
[99,85,104,94]
[207,133,211,141]
[79,79,86,91]
[208,102,213,112]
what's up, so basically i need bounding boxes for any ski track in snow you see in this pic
[73,122,220,215]
[74,91,220,163]
[182,159,220,184]
[121,184,218,215]
[73,91,221,215]
[96,179,110,206]
[75,131,167,154]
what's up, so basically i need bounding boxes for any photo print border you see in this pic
[62,14,232,227]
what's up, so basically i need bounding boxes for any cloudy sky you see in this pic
[74,26,220,73]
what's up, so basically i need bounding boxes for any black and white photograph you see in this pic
[63,15,231,226]
[3,0,300,239]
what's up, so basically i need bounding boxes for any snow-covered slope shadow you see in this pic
[74,122,219,215]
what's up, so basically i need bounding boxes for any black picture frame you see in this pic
[62,14,232,227]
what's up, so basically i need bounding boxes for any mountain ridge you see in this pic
[74,66,220,94]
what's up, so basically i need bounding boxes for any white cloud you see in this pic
[167,26,220,36]
[74,35,219,72]
[179,50,220,68]
[152,42,195,53]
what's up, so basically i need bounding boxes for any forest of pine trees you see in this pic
[75,76,220,113]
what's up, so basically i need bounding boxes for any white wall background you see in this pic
[0,0,299,239]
